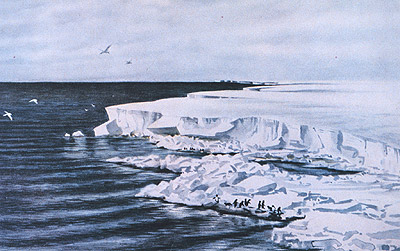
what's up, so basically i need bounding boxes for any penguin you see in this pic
[277,207,283,216]
[233,199,238,208]
[213,194,220,203]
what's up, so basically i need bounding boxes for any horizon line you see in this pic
[0,79,393,84]
[0,81,226,84]
[0,80,276,85]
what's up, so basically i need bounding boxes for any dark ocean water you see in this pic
[0,83,289,250]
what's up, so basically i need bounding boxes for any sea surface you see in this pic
[0,82,290,250]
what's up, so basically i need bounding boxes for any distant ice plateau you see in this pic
[95,82,400,250]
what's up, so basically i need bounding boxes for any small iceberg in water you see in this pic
[72,131,84,137]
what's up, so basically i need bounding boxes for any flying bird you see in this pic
[126,59,132,64]
[99,44,112,54]
[29,99,38,104]
[3,111,12,120]
[91,104,95,107]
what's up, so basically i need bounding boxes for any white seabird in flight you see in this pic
[3,111,12,120]
[100,44,112,54]
[29,99,38,104]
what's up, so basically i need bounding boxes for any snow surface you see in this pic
[96,82,400,250]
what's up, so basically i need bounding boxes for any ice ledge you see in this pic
[94,90,400,174]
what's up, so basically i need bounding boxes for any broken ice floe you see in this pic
[109,153,400,250]
[107,154,200,173]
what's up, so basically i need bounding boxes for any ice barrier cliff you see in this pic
[96,82,400,250]
[95,84,400,175]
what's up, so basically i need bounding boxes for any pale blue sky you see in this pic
[1,0,399,82]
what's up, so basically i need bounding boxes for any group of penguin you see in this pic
[182,146,206,153]
[213,194,284,217]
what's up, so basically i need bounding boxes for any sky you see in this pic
[1,0,400,82]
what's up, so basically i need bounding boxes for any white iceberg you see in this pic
[72,130,84,137]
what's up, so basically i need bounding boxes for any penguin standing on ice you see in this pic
[277,207,283,216]
[213,194,220,203]
[233,199,238,207]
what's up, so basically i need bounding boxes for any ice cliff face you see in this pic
[95,83,400,250]
[95,106,162,136]
[95,100,400,175]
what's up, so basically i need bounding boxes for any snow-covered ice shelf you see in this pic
[96,82,400,250]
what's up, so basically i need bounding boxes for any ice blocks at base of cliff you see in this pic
[108,153,400,250]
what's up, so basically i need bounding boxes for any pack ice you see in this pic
[97,82,400,250]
